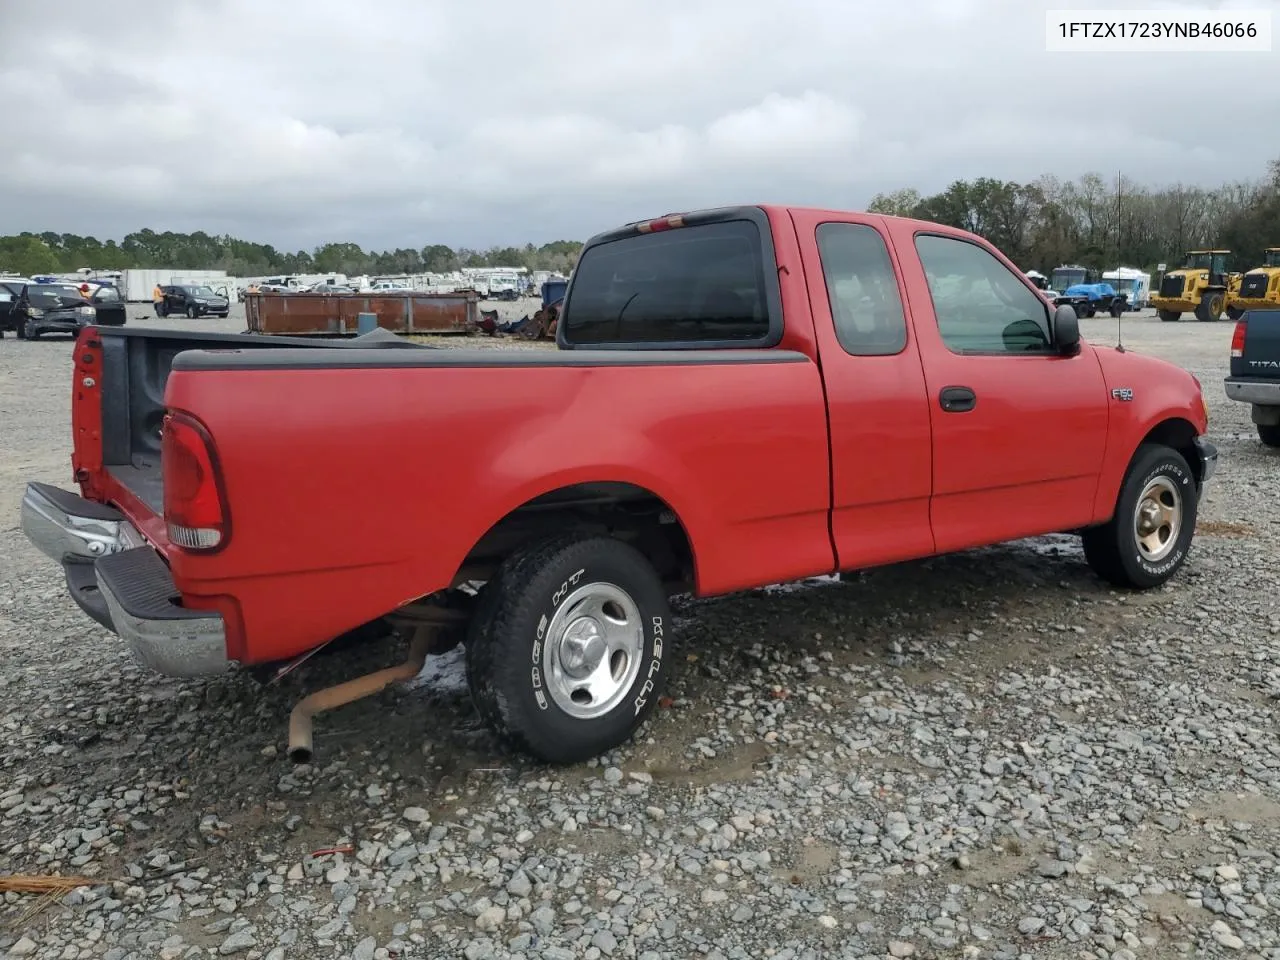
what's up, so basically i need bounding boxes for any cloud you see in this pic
[0,0,1276,250]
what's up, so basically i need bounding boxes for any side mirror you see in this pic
[1052,304,1081,356]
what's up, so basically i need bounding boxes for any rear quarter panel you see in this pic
[1089,346,1207,521]
[163,353,834,664]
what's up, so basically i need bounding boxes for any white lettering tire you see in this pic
[466,536,672,764]
[1082,443,1198,589]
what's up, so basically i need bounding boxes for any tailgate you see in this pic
[1232,308,1280,378]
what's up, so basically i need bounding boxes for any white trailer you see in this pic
[119,268,229,302]
[1102,267,1152,310]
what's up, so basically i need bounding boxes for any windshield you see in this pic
[26,284,83,305]
[190,286,217,297]
[1266,250,1280,268]
[1051,268,1085,289]
[1185,253,1214,270]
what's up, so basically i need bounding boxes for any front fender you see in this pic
[1090,346,1208,521]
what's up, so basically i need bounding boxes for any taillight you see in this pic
[161,412,227,550]
[1230,320,1247,358]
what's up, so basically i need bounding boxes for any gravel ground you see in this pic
[2,304,1278,960]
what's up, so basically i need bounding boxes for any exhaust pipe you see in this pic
[287,627,433,764]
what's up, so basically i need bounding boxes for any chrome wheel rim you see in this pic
[543,582,644,720]
[1133,475,1181,563]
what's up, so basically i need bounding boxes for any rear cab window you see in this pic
[559,209,782,349]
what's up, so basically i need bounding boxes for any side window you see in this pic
[816,222,908,356]
[915,234,1051,354]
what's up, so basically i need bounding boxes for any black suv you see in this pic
[156,284,231,318]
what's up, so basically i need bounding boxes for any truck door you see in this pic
[790,211,936,570]
[887,225,1108,553]
[0,284,16,329]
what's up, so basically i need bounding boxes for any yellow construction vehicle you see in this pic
[1151,249,1242,322]
[1226,248,1280,320]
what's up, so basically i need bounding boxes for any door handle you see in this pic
[939,386,976,413]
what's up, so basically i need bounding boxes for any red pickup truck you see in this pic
[22,205,1217,765]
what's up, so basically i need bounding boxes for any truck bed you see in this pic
[83,326,422,524]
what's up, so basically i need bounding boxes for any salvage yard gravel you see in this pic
[2,308,1279,959]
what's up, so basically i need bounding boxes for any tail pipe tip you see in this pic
[285,628,432,765]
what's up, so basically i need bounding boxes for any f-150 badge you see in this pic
[1111,387,1134,401]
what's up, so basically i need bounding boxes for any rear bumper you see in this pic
[1224,376,1280,406]
[20,482,232,678]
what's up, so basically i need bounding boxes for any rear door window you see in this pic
[816,222,908,356]
[561,219,773,346]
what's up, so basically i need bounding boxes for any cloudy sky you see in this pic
[1,0,1277,251]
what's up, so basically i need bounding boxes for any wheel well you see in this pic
[454,482,696,590]
[1141,418,1201,481]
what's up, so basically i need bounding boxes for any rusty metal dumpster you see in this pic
[244,291,479,336]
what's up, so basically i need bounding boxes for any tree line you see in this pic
[0,230,585,279]
[4,156,1277,280]
[867,156,1280,274]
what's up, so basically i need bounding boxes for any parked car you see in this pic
[20,205,1217,766]
[0,278,32,336]
[155,284,230,318]
[1224,309,1280,446]
[2,281,104,339]
[309,284,354,294]
[1062,282,1128,319]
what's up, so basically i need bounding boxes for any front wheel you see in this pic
[1081,443,1198,589]
[1258,424,1280,448]
[1194,292,1225,322]
[1157,309,1181,322]
[466,535,672,764]
[186,305,198,319]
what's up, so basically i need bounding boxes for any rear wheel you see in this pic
[1081,443,1197,589]
[1157,309,1181,322]
[1258,424,1280,448]
[466,535,672,764]
[1194,291,1225,322]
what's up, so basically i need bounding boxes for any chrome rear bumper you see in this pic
[20,482,233,678]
